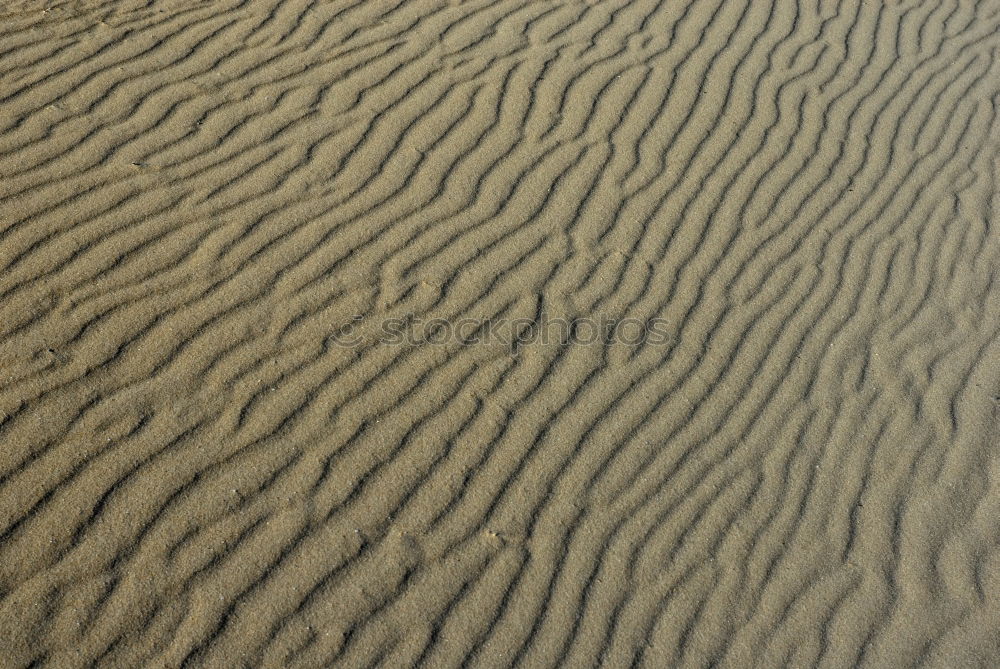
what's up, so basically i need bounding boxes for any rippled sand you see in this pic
[2,1,1000,667]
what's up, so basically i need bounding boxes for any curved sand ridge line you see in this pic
[2,0,1000,666]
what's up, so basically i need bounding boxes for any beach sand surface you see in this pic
[2,0,1000,667]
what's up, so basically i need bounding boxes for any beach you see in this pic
[2,0,1000,666]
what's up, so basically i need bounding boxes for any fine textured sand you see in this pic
[2,1,1000,667]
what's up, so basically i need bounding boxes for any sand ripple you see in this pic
[2,0,1000,666]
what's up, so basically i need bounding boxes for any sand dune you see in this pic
[2,0,1000,666]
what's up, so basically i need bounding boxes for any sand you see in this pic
[2,0,1000,667]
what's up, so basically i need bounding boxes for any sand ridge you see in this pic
[2,0,1000,666]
